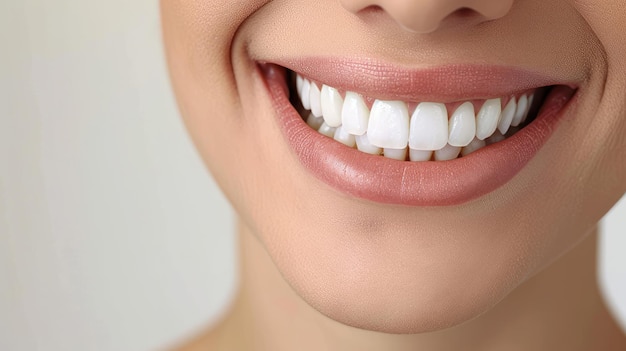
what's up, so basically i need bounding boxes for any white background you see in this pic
[0,1,624,350]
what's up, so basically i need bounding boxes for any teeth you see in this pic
[368,100,410,149]
[448,102,476,147]
[355,133,383,155]
[497,98,517,135]
[408,103,449,151]
[296,75,304,98]
[341,92,370,135]
[333,126,356,147]
[321,85,344,127]
[461,138,487,156]
[409,149,433,161]
[520,95,534,125]
[306,112,324,130]
[434,144,462,161]
[318,122,336,138]
[511,94,528,127]
[475,98,501,140]
[301,79,311,110]
[384,148,407,161]
[309,83,322,118]
[294,74,538,161]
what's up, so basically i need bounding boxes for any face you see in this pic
[161,0,626,333]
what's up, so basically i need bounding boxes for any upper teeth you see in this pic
[295,74,534,161]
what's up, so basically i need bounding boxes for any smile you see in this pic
[259,60,577,206]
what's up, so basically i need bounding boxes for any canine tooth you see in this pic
[296,74,304,99]
[409,102,448,151]
[306,113,324,130]
[448,102,476,147]
[309,83,322,117]
[409,149,433,161]
[384,148,407,161]
[476,98,501,140]
[301,79,311,110]
[318,122,336,138]
[368,100,410,149]
[333,126,356,147]
[342,92,370,135]
[355,133,383,155]
[434,144,461,161]
[461,138,487,156]
[497,98,517,135]
[511,94,528,127]
[321,85,344,127]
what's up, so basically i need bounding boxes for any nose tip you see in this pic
[339,0,514,34]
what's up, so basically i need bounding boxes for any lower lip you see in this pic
[260,64,576,206]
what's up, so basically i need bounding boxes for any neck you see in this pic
[200,221,624,351]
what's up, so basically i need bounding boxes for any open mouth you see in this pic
[259,60,577,206]
[290,71,549,161]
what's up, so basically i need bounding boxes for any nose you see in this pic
[338,0,514,33]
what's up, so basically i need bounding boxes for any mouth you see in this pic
[259,59,577,206]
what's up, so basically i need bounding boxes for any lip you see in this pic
[259,61,577,206]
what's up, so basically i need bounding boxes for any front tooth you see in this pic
[309,83,322,117]
[461,137,487,156]
[321,85,343,127]
[448,102,476,147]
[511,94,528,127]
[409,149,433,161]
[409,102,448,151]
[367,100,410,149]
[296,75,304,99]
[306,112,324,130]
[301,79,311,110]
[384,148,407,161]
[318,122,336,138]
[333,126,356,147]
[476,98,501,140]
[497,98,517,135]
[434,144,461,161]
[355,133,383,155]
[342,92,370,135]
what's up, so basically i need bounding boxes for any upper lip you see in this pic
[269,57,576,102]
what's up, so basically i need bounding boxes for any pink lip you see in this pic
[259,62,577,206]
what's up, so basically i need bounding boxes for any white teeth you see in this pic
[355,133,383,155]
[448,102,476,147]
[309,83,322,117]
[306,113,324,130]
[318,122,336,138]
[321,85,344,127]
[301,79,311,110]
[497,98,517,135]
[333,126,356,147]
[476,98,501,140]
[511,94,528,127]
[296,75,304,99]
[520,94,534,125]
[409,149,433,162]
[408,102,448,151]
[341,92,370,135]
[384,148,407,161]
[434,144,462,161]
[461,138,487,156]
[367,100,410,149]
[295,74,537,161]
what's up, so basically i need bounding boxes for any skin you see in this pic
[160,0,626,349]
